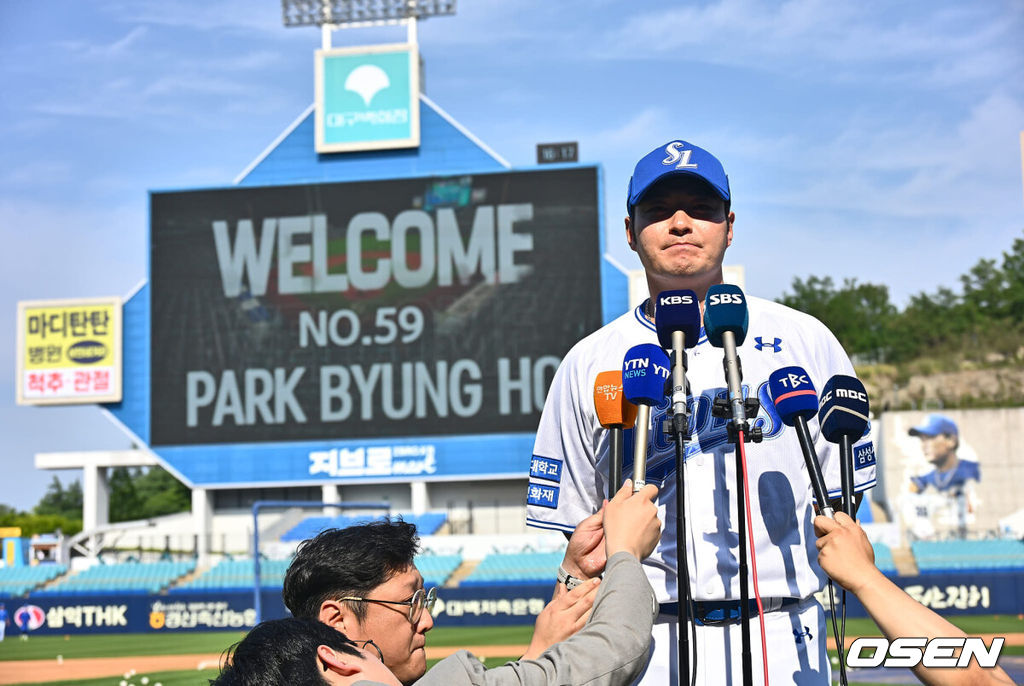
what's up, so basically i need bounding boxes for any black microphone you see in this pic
[704,284,756,431]
[654,290,701,426]
[768,366,834,518]
[818,376,869,518]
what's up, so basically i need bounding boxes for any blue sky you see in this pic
[2,0,1022,511]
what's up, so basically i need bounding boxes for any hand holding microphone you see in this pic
[622,343,670,493]
[768,366,834,518]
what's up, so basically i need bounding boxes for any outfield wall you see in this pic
[6,570,1023,635]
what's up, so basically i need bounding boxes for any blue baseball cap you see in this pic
[627,140,731,214]
[909,414,958,437]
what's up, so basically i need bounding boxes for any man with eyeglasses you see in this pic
[225,481,662,685]
[283,518,437,685]
[283,516,600,684]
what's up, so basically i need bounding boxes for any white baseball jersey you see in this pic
[526,295,876,605]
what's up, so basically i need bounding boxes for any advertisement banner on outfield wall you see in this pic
[7,591,286,636]
[15,297,122,405]
[149,168,602,455]
[877,409,1024,542]
[10,570,1024,635]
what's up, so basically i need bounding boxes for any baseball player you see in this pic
[906,414,979,538]
[526,140,876,684]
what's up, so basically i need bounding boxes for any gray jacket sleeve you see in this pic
[415,551,656,686]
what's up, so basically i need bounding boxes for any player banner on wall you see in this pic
[16,297,122,405]
[879,409,1021,541]
[150,167,601,447]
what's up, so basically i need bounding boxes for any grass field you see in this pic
[3,670,222,686]
[1,616,1019,685]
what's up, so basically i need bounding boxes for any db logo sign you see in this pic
[847,637,1004,668]
[149,611,166,630]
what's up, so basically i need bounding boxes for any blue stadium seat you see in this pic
[0,564,67,598]
[280,512,448,542]
[413,554,462,588]
[172,558,291,593]
[34,561,194,595]
[460,551,564,587]
[871,542,898,574]
[911,539,1024,574]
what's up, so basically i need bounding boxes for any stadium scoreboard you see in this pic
[147,167,601,482]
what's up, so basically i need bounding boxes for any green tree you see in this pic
[0,504,82,537]
[777,276,896,359]
[134,467,191,517]
[34,476,83,521]
[108,467,144,522]
[1001,236,1024,322]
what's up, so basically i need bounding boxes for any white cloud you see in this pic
[752,93,1024,219]
[592,0,1023,87]
[100,0,286,34]
[55,25,149,59]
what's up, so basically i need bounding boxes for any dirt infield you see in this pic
[5,636,1024,684]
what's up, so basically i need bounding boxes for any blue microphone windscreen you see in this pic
[818,375,870,442]
[704,284,749,347]
[622,343,671,405]
[654,290,701,349]
[768,366,818,426]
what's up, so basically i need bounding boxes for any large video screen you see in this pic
[150,167,601,446]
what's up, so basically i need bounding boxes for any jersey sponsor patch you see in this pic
[527,483,560,509]
[854,442,876,469]
[529,455,563,483]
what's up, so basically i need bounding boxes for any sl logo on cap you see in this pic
[662,141,699,170]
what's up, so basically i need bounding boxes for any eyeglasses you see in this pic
[339,587,438,624]
[351,638,384,662]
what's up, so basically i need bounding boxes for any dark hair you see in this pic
[283,517,420,621]
[210,617,361,686]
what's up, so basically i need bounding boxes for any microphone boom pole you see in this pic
[705,284,762,686]
[654,290,701,686]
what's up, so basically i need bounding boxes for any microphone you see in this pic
[594,370,639,493]
[768,366,834,518]
[704,284,753,430]
[654,290,701,425]
[705,284,759,686]
[622,343,671,492]
[818,376,869,518]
